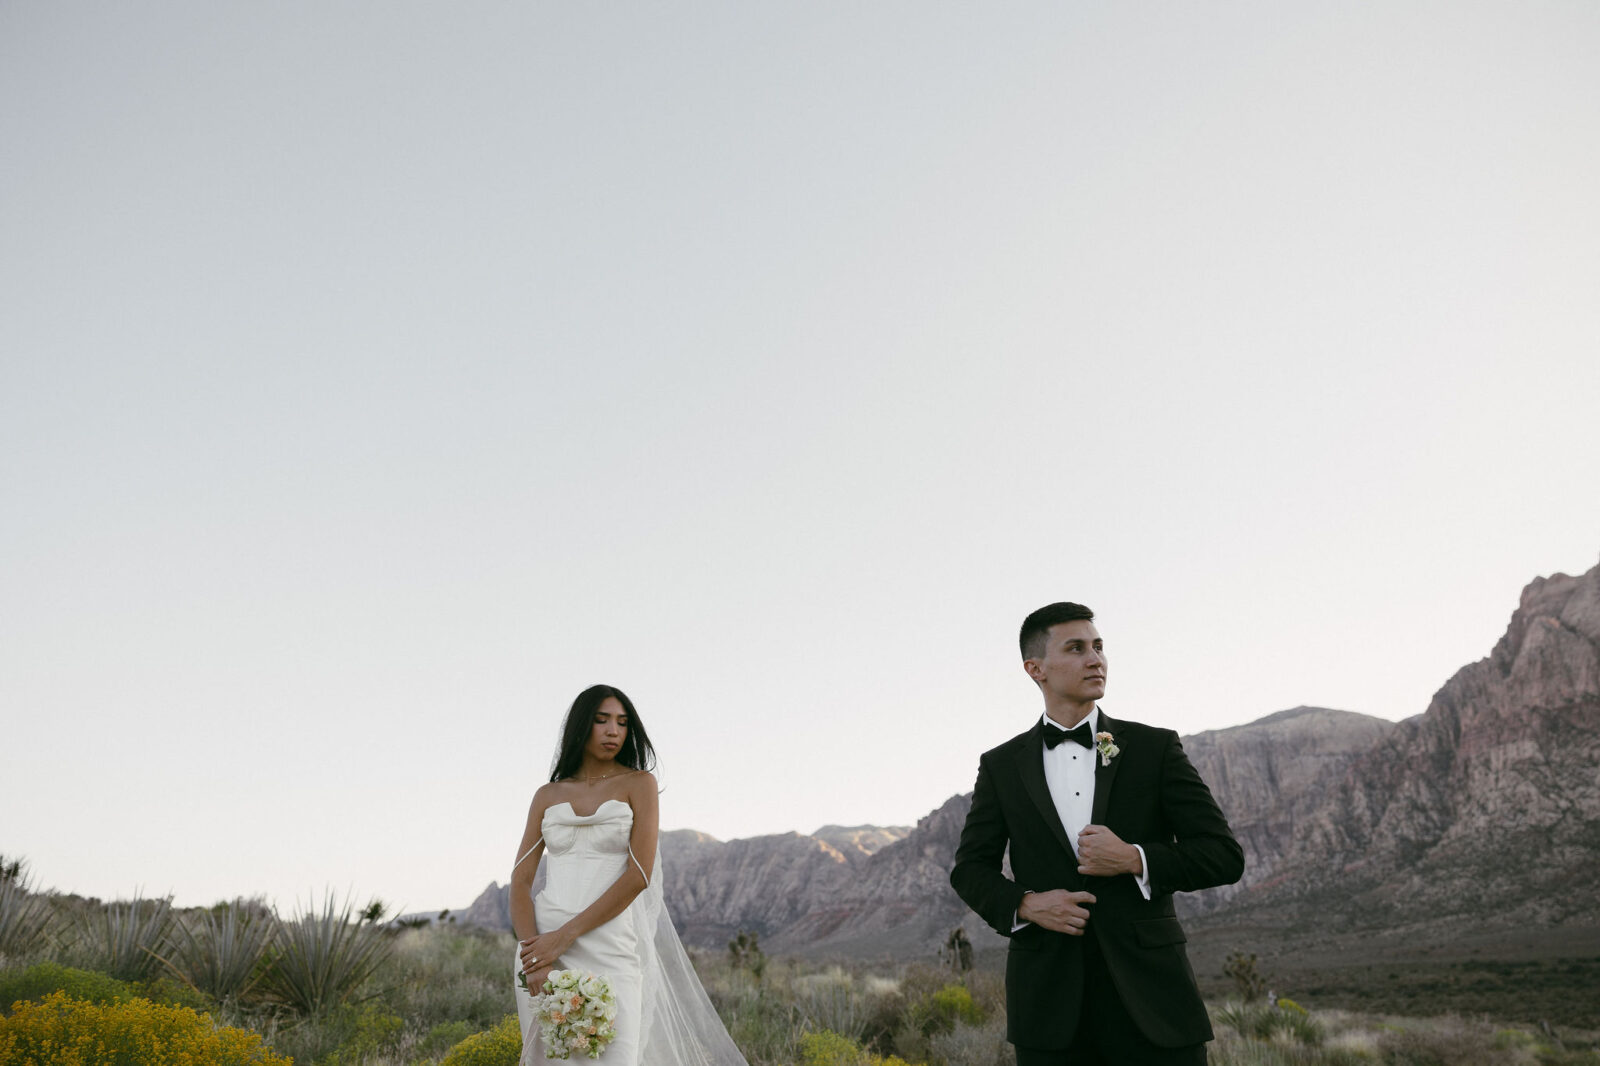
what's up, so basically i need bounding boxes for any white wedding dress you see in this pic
[512,798,747,1065]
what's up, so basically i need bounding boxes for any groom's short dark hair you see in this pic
[1020,602,1095,661]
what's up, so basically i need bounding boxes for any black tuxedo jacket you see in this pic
[949,712,1243,1050]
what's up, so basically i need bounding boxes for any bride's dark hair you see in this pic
[549,684,657,783]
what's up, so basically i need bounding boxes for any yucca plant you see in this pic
[157,900,277,1004]
[0,856,55,959]
[263,892,394,1015]
[85,893,176,982]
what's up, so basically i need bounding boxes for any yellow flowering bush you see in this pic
[799,1028,920,1066]
[0,990,289,1065]
[439,1013,522,1066]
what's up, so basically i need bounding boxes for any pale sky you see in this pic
[3,2,1597,914]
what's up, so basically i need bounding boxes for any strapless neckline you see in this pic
[548,797,631,820]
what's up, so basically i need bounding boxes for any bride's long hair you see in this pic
[548,684,658,782]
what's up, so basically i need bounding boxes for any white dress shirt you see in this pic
[1016,706,1151,929]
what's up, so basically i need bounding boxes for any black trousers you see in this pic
[1013,930,1207,1066]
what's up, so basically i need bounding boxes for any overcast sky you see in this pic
[3,2,1597,914]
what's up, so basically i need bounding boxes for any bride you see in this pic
[509,684,748,1065]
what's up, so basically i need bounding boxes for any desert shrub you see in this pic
[0,962,135,1012]
[926,1017,1014,1066]
[1224,951,1269,1003]
[439,1013,522,1066]
[796,971,876,1043]
[1217,1001,1323,1046]
[316,1001,405,1065]
[263,891,393,1015]
[717,983,806,1063]
[418,1018,479,1058]
[0,859,54,960]
[1377,1019,1508,1066]
[160,901,277,1003]
[1536,1051,1600,1066]
[1494,1027,1538,1049]
[912,983,983,1034]
[390,924,515,1031]
[262,998,406,1065]
[82,895,177,982]
[798,1027,921,1066]
[0,990,289,1065]
[1208,1037,1367,1065]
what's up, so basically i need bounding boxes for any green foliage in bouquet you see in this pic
[439,1013,522,1066]
[0,990,289,1065]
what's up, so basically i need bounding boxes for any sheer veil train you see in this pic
[627,845,749,1064]
[513,845,748,1065]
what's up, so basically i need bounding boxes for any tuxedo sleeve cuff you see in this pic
[1133,845,1152,900]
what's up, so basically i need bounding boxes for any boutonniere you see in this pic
[1095,731,1120,767]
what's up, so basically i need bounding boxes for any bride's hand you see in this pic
[519,930,573,975]
[524,963,556,991]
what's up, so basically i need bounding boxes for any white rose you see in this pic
[551,969,580,990]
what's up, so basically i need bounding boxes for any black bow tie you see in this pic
[1044,721,1095,750]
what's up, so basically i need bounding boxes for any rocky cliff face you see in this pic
[1246,562,1600,931]
[460,559,1600,955]
[1178,706,1397,914]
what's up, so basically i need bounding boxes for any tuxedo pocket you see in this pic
[1132,916,1187,948]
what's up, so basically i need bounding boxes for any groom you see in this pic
[950,602,1244,1065]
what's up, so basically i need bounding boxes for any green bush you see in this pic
[926,984,983,1029]
[317,1001,404,1065]
[83,896,177,983]
[390,925,515,1032]
[798,1028,920,1066]
[904,982,983,1038]
[263,892,393,1016]
[1216,1001,1323,1046]
[0,860,54,959]
[0,963,135,1012]
[419,1019,479,1058]
[160,902,277,1004]
[133,974,213,1010]
[440,1013,522,1066]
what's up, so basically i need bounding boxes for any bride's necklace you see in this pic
[578,767,631,784]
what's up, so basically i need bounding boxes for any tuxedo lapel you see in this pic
[1015,721,1080,860]
[1090,710,1123,825]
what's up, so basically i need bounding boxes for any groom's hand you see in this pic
[1077,824,1142,877]
[1018,889,1096,935]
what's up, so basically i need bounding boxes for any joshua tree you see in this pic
[1223,951,1268,1002]
[942,926,974,972]
[728,929,767,981]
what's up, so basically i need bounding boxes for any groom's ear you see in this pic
[1023,658,1045,684]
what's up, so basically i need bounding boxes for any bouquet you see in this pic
[526,969,618,1060]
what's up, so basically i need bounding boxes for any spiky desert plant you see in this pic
[158,901,277,1004]
[263,892,393,1016]
[85,894,176,982]
[0,856,55,959]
